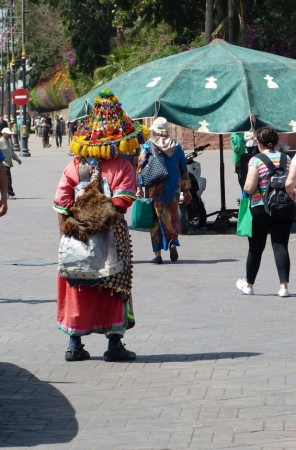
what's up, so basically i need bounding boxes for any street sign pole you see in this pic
[12,87,31,157]
[19,105,23,158]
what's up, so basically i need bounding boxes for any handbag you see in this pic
[131,198,155,228]
[140,151,169,187]
[237,191,253,237]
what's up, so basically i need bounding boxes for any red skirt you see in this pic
[57,274,135,336]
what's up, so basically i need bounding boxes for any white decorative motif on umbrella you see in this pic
[70,40,296,133]
[198,120,210,132]
[146,77,161,88]
[264,75,279,88]
[289,120,296,131]
[205,77,217,89]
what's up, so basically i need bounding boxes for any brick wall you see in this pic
[143,117,296,151]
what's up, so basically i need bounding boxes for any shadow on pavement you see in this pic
[133,259,239,264]
[0,362,78,447]
[90,352,262,363]
[133,352,262,363]
[0,299,56,304]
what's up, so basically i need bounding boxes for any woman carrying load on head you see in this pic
[53,90,149,362]
[136,117,191,265]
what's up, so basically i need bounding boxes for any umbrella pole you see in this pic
[219,134,226,211]
[207,134,238,233]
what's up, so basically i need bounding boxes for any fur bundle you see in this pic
[62,181,120,242]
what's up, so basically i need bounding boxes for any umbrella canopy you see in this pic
[69,39,296,133]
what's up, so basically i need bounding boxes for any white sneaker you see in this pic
[236,278,254,295]
[278,288,290,297]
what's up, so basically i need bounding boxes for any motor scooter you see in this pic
[179,144,210,234]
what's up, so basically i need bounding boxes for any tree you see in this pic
[48,0,115,74]
[228,0,234,44]
[13,0,69,89]
[204,0,213,45]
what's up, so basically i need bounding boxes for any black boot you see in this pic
[65,335,90,361]
[103,334,136,362]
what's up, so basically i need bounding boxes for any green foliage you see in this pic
[47,0,115,74]
[17,0,69,90]
[93,23,182,87]
[29,69,76,112]
[244,0,296,57]
[113,0,205,42]
[70,71,94,98]
[28,88,39,111]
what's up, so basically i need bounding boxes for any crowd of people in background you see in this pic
[0,112,76,152]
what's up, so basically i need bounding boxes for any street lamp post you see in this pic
[20,0,30,157]
[10,1,20,150]
[11,52,20,150]
[6,59,10,126]
[0,69,3,116]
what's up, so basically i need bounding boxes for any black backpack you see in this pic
[256,153,295,218]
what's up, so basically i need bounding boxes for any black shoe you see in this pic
[150,256,162,264]
[103,342,136,362]
[65,344,90,361]
[169,243,178,262]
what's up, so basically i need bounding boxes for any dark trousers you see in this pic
[246,206,293,284]
[55,131,62,147]
[42,130,49,147]
[4,166,14,196]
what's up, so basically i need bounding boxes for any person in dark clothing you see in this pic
[0,116,8,132]
[45,114,52,148]
[236,127,293,298]
[41,115,50,148]
[54,115,63,147]
[26,114,31,134]
[68,120,78,141]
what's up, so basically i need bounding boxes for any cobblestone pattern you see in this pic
[1,136,296,449]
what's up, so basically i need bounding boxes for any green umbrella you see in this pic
[70,40,296,231]
[70,39,296,133]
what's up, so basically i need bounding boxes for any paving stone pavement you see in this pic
[1,135,296,450]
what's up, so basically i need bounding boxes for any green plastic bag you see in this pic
[237,197,253,237]
[131,198,155,229]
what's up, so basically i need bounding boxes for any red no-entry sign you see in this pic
[12,88,30,106]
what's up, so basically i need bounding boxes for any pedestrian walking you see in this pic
[0,148,7,216]
[53,90,149,362]
[0,127,22,199]
[34,116,41,136]
[41,115,51,148]
[136,117,191,264]
[59,115,66,144]
[26,114,31,138]
[285,154,296,200]
[53,115,63,147]
[236,126,294,297]
[0,115,8,131]
[68,120,77,142]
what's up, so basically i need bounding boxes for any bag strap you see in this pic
[256,153,276,176]
[255,153,275,196]
[279,152,288,171]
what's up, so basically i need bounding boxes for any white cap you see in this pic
[59,115,63,119]
[149,117,169,133]
[1,127,13,134]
